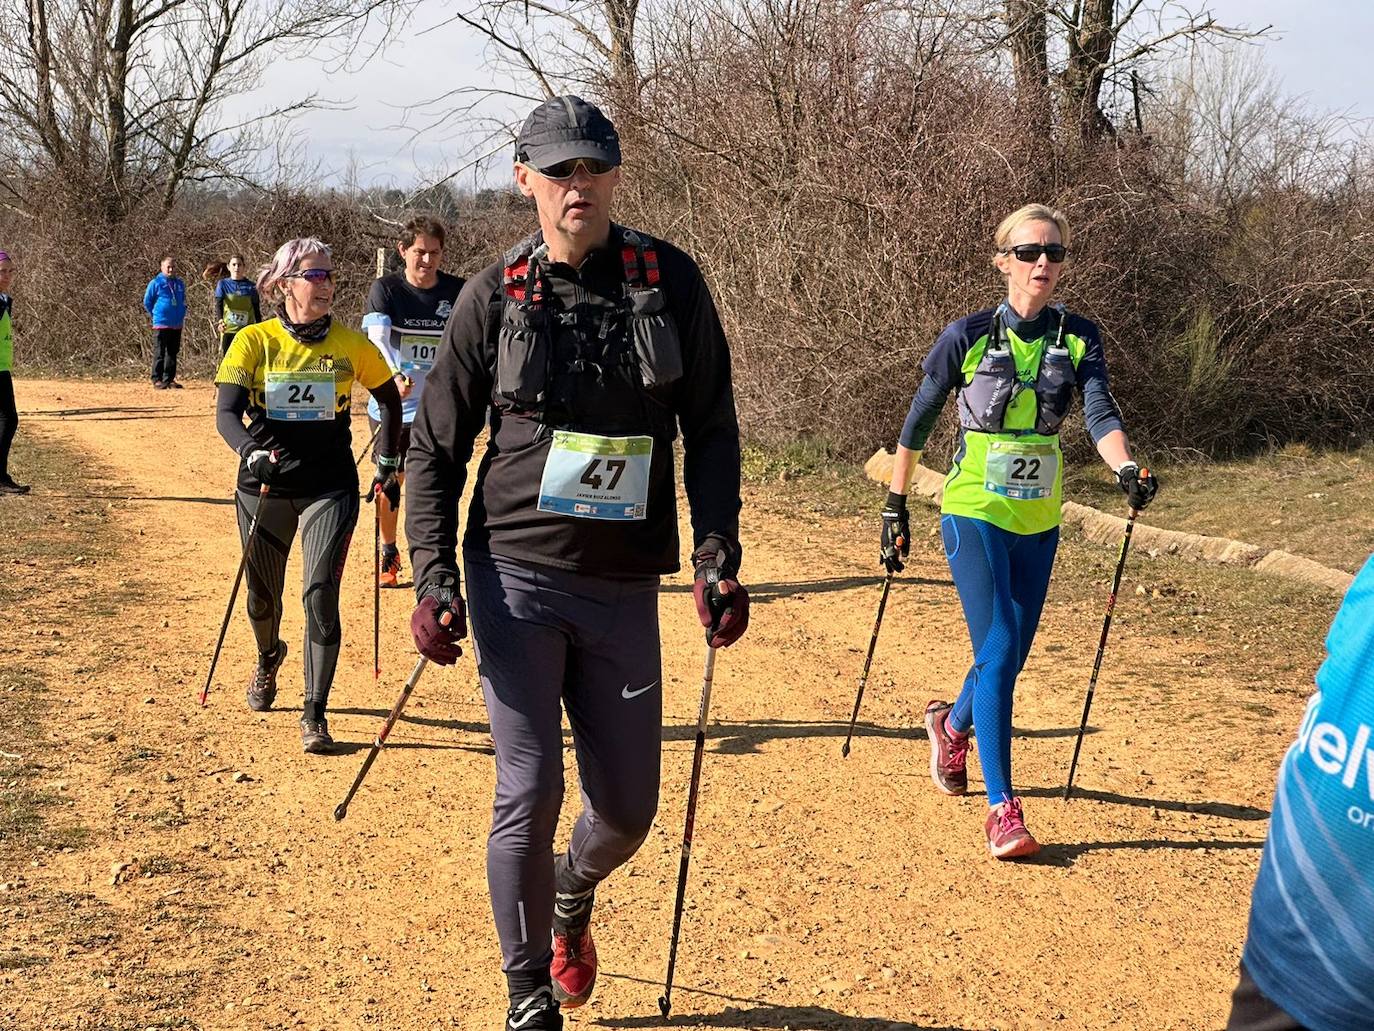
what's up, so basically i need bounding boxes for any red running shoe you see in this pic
[924,699,969,796]
[985,797,1041,859]
[550,926,597,1009]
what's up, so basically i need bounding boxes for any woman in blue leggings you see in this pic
[880,204,1159,858]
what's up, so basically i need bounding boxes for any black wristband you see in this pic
[884,491,908,513]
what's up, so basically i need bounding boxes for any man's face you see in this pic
[161,257,175,277]
[400,234,443,287]
[515,160,621,244]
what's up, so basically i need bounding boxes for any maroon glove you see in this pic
[692,536,749,648]
[410,585,467,665]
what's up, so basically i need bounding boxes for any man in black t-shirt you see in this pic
[404,97,750,1030]
[362,216,464,586]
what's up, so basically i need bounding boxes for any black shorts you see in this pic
[367,417,412,472]
[1226,962,1306,1031]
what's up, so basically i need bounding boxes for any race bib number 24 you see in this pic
[265,370,335,422]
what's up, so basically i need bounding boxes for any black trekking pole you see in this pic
[373,485,381,689]
[333,647,438,821]
[355,425,381,469]
[658,642,718,1019]
[840,561,900,758]
[199,483,270,707]
[1063,498,1143,801]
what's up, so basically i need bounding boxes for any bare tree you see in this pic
[0,0,392,221]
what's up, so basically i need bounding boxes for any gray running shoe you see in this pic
[299,717,334,754]
[246,641,287,712]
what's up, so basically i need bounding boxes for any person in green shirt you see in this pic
[214,254,262,354]
[881,203,1158,859]
[0,250,28,495]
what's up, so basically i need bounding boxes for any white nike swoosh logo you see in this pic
[621,680,659,700]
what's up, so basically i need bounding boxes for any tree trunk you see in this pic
[104,0,135,219]
[1061,0,1117,142]
[1004,0,1050,139]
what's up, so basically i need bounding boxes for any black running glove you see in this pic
[880,492,910,573]
[367,454,401,507]
[1116,463,1159,511]
[410,583,467,665]
[241,447,298,485]
[691,535,750,648]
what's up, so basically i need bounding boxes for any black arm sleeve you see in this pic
[215,294,225,322]
[404,270,497,595]
[215,383,256,457]
[1073,322,1125,442]
[667,246,743,565]
[251,291,261,323]
[368,377,403,459]
[898,375,950,450]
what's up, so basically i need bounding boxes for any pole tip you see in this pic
[658,996,670,1018]
[333,804,347,822]
[840,742,851,758]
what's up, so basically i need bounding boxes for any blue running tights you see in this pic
[941,514,1059,804]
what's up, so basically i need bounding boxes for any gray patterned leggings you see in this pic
[236,487,359,720]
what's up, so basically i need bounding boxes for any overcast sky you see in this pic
[236,1,1374,189]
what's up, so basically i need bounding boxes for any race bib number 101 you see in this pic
[538,432,653,520]
[265,370,335,422]
[400,335,439,374]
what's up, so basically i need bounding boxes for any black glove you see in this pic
[241,447,298,485]
[367,454,401,507]
[410,583,467,665]
[691,535,750,648]
[1116,463,1159,511]
[880,491,910,573]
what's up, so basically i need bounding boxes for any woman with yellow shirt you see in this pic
[214,237,402,754]
[881,204,1159,858]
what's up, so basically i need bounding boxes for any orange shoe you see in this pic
[378,546,401,588]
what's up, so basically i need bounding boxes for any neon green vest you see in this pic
[0,304,12,373]
[942,317,1090,535]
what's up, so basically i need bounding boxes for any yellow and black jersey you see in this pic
[216,318,392,497]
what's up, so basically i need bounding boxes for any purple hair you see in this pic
[0,251,11,263]
[257,237,330,299]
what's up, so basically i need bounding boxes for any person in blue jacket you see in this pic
[143,254,187,389]
[1226,552,1374,1031]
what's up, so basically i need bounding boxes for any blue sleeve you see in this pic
[897,319,967,449]
[143,279,157,315]
[1072,318,1124,442]
[899,375,949,450]
[214,280,226,299]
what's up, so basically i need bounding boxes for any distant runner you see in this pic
[213,238,402,754]
[215,254,262,354]
[882,203,1158,859]
[1226,551,1374,1031]
[143,254,186,390]
[404,96,749,1030]
[0,250,29,495]
[362,216,463,587]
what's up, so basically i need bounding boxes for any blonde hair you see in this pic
[993,204,1071,259]
[257,237,331,300]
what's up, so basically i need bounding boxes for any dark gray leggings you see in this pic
[465,551,662,972]
[236,487,359,720]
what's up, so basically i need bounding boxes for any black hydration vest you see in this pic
[955,304,1077,436]
[489,226,684,438]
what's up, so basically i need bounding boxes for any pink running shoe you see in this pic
[550,926,597,1009]
[984,797,1041,859]
[924,700,969,796]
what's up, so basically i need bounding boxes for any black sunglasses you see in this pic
[529,157,618,180]
[1001,243,1068,264]
[284,268,335,283]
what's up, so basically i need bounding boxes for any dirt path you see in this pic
[2,379,1320,1030]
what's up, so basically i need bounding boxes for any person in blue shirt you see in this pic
[1227,552,1374,1031]
[143,254,187,389]
[215,254,261,354]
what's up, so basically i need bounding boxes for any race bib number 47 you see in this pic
[984,440,1059,500]
[538,432,652,520]
[265,370,335,421]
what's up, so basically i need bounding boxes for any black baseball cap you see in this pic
[515,95,622,169]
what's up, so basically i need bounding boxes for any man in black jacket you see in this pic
[404,96,750,1031]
